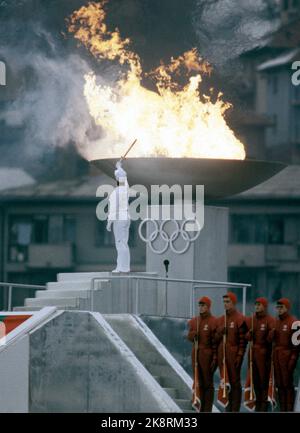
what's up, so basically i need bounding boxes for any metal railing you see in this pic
[0,282,46,311]
[90,275,251,317]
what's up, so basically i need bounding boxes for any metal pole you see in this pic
[91,280,94,312]
[190,284,194,318]
[165,279,168,316]
[242,285,247,315]
[135,279,139,315]
[8,285,12,311]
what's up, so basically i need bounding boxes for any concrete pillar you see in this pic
[145,205,229,317]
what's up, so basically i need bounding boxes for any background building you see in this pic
[216,165,300,316]
[0,172,146,309]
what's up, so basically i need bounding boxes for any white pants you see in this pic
[113,219,131,272]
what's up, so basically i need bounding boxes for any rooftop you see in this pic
[257,47,300,71]
[0,172,114,202]
[0,167,35,191]
[225,164,300,201]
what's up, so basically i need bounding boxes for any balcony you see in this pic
[27,243,74,269]
[265,245,299,263]
[228,245,266,267]
[229,243,300,270]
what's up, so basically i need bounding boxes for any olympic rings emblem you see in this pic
[138,218,201,255]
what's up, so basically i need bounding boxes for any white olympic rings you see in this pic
[138,218,201,255]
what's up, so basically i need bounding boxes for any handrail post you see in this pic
[190,284,194,318]
[242,285,247,315]
[165,278,168,317]
[8,285,13,311]
[91,279,95,312]
[135,278,139,315]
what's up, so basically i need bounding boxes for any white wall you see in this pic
[0,334,29,413]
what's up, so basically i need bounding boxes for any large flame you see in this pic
[68,1,246,160]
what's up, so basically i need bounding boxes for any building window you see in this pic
[95,220,115,247]
[8,214,76,262]
[268,216,284,244]
[129,221,137,247]
[295,107,300,142]
[267,271,299,315]
[95,219,137,247]
[63,216,76,243]
[272,114,278,135]
[33,215,48,243]
[8,216,32,262]
[230,214,285,245]
[272,75,278,95]
[228,268,259,306]
[230,215,267,244]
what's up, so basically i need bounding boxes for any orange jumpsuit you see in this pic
[187,312,218,412]
[245,313,275,412]
[216,309,248,412]
[270,312,299,411]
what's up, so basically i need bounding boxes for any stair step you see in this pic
[13,306,43,311]
[57,272,157,282]
[163,387,177,399]
[57,272,111,282]
[35,289,90,299]
[152,375,164,385]
[147,365,172,377]
[25,297,79,307]
[46,280,110,291]
[174,399,193,411]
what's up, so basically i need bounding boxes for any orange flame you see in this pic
[68,1,246,160]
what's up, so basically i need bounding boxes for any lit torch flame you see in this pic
[68,0,246,160]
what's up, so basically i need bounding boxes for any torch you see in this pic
[250,313,254,401]
[120,138,137,161]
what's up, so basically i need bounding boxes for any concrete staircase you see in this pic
[13,272,157,312]
[13,273,110,311]
[104,314,195,413]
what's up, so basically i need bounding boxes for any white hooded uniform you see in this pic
[107,161,131,272]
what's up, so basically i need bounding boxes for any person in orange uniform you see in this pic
[245,297,275,412]
[187,296,218,412]
[215,292,248,412]
[269,298,299,412]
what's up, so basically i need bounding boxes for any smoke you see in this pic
[192,0,281,104]
[0,1,109,177]
[193,0,280,65]
[0,0,282,175]
[0,43,100,159]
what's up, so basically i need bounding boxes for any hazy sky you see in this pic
[0,0,281,177]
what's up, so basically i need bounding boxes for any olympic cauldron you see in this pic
[91,157,286,200]
[91,157,287,316]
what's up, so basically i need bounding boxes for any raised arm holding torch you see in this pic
[106,139,137,273]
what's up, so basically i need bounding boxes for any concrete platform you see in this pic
[1,311,198,412]
[15,272,161,315]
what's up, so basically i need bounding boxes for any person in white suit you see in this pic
[106,161,131,273]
